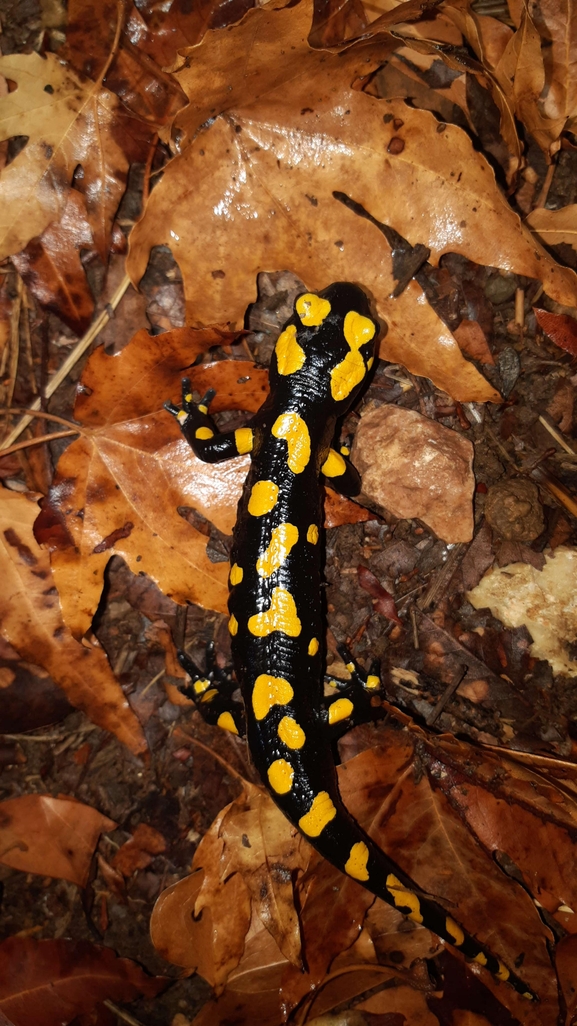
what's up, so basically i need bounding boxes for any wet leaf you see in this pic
[0,794,115,886]
[534,306,577,356]
[0,936,166,1026]
[527,203,577,252]
[0,490,146,754]
[0,53,129,262]
[11,190,95,335]
[127,1,577,401]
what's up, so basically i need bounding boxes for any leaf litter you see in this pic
[0,0,577,1023]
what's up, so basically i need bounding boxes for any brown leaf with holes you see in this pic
[0,936,166,1026]
[0,794,115,886]
[127,1,577,402]
[0,490,146,754]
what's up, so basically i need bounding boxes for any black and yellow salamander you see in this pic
[166,282,535,1002]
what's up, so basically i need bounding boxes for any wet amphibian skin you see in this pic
[166,282,535,1002]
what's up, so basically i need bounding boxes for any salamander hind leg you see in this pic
[178,642,245,737]
[322,645,383,738]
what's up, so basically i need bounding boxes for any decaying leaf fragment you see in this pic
[468,546,577,677]
[0,490,146,754]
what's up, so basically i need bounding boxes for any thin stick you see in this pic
[0,429,78,459]
[0,274,132,450]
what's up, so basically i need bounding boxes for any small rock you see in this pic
[485,478,544,542]
[351,405,475,543]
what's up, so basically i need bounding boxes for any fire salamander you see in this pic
[166,282,535,1002]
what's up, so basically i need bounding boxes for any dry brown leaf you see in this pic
[493,6,566,156]
[0,794,115,886]
[128,1,577,403]
[534,306,577,356]
[0,936,166,1026]
[0,490,146,754]
[531,0,577,123]
[0,52,129,262]
[527,203,577,253]
[152,727,557,1015]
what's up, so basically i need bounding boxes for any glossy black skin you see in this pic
[167,282,535,1002]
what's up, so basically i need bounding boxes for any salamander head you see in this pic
[271,282,380,411]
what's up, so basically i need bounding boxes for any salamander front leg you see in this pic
[322,645,384,739]
[178,641,245,737]
[165,379,254,463]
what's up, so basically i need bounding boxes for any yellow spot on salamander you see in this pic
[445,917,465,946]
[346,662,355,673]
[229,563,243,586]
[248,587,301,637]
[200,688,218,703]
[330,310,376,402]
[307,524,319,544]
[340,445,350,456]
[367,357,374,370]
[365,675,380,689]
[217,711,238,734]
[344,841,370,881]
[296,292,331,327]
[248,480,279,516]
[308,637,319,656]
[328,697,354,725]
[299,791,337,836]
[195,426,213,439]
[193,679,211,695]
[496,962,510,982]
[228,614,238,635]
[321,448,346,478]
[386,874,423,924]
[256,523,299,578]
[277,715,305,749]
[185,393,193,403]
[267,758,294,794]
[198,403,208,413]
[275,324,306,375]
[252,674,294,720]
[235,427,253,454]
[272,412,311,474]
[474,952,488,966]
[177,410,188,423]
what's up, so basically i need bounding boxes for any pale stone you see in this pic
[351,405,475,542]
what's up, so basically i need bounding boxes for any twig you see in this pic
[427,668,466,725]
[102,1000,148,1026]
[538,414,576,455]
[0,274,132,450]
[0,429,78,459]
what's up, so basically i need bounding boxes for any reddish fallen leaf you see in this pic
[0,794,115,886]
[323,486,373,529]
[534,307,577,357]
[357,564,402,625]
[111,823,166,877]
[0,937,166,1026]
